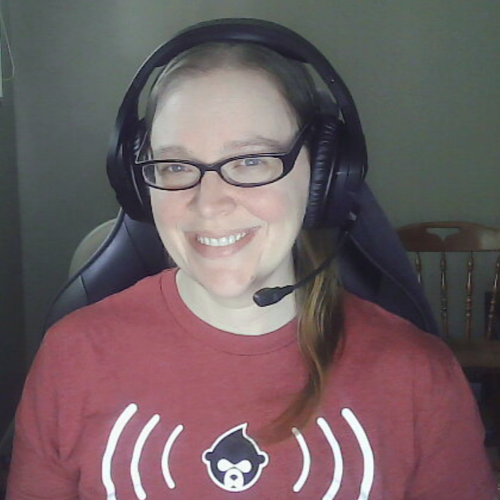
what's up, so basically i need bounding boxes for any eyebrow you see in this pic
[223,136,287,152]
[152,135,288,160]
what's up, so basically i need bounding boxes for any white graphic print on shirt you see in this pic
[101,403,375,499]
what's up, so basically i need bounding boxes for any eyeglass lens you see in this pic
[143,156,285,190]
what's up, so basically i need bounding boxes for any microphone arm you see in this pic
[253,225,352,307]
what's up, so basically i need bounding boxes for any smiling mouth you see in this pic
[196,231,250,247]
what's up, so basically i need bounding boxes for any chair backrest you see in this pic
[68,219,117,278]
[398,221,500,341]
[44,210,168,333]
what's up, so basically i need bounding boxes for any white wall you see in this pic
[6,1,500,359]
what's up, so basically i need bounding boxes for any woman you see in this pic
[8,23,497,500]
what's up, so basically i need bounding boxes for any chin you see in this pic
[179,252,294,306]
[199,271,259,304]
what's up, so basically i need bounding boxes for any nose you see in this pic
[192,172,236,219]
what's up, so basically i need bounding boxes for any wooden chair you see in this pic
[397,221,500,457]
[397,221,500,362]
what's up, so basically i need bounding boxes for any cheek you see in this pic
[150,192,184,236]
[247,191,290,223]
[251,161,310,224]
[248,182,310,226]
[247,188,288,223]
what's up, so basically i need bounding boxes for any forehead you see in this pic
[150,68,297,155]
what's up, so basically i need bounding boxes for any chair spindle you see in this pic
[487,255,500,340]
[440,251,448,337]
[465,251,474,341]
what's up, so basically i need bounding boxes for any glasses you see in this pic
[135,122,312,191]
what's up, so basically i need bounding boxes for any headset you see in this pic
[107,18,368,230]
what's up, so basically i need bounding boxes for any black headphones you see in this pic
[107,18,368,229]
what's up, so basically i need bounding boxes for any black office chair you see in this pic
[0,184,438,469]
[43,210,166,332]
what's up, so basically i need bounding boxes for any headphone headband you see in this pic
[107,18,368,226]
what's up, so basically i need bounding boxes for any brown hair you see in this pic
[145,42,345,442]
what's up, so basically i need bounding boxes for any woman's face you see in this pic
[149,68,311,305]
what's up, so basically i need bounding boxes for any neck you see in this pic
[175,268,297,335]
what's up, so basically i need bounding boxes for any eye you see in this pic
[232,157,272,170]
[223,156,283,185]
[241,158,264,167]
[157,163,187,174]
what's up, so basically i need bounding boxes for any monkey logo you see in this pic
[202,423,269,492]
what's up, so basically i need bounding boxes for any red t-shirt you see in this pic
[7,269,497,499]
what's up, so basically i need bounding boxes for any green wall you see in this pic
[4,1,500,363]
[0,0,24,436]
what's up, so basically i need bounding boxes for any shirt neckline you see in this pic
[159,269,297,356]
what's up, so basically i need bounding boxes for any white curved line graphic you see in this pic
[342,408,374,500]
[161,424,184,489]
[102,403,138,500]
[317,417,344,500]
[131,414,160,500]
[292,427,311,492]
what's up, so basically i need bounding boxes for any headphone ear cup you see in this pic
[323,123,363,229]
[303,117,340,229]
[107,118,154,223]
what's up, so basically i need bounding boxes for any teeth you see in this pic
[196,231,249,247]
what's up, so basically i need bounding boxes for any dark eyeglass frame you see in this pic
[134,121,313,191]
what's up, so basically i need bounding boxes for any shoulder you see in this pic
[341,292,458,381]
[42,269,176,354]
[58,268,175,324]
[339,293,478,432]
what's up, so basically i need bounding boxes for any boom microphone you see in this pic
[253,223,353,307]
[253,252,337,307]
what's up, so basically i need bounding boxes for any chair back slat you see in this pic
[465,252,474,340]
[487,256,500,340]
[398,221,500,252]
[440,252,449,336]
